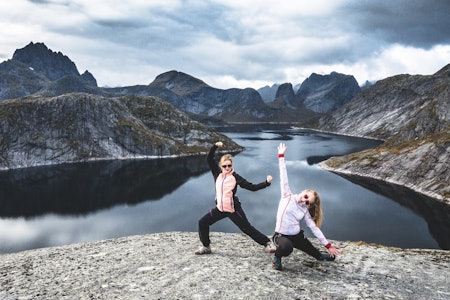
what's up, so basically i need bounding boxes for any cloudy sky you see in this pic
[1,0,449,89]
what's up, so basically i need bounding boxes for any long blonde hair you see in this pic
[308,190,323,227]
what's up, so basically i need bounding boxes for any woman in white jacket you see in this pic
[271,143,340,271]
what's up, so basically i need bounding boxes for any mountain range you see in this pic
[0,42,448,202]
[1,42,361,123]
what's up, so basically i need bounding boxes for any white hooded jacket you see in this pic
[275,155,330,247]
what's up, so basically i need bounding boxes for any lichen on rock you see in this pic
[0,232,448,299]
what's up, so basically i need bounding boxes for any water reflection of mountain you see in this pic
[336,173,450,250]
[0,157,209,217]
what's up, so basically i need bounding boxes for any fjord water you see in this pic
[0,127,447,254]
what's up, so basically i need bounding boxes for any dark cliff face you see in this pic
[108,71,276,122]
[13,42,80,81]
[0,59,50,99]
[0,42,98,102]
[265,83,318,121]
[148,71,273,122]
[275,83,296,103]
[297,72,361,113]
[0,93,241,170]
[316,65,450,142]
[318,64,450,201]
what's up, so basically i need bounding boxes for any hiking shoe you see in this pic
[264,240,276,253]
[320,253,335,261]
[272,255,282,271]
[194,246,211,255]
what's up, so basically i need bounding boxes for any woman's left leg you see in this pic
[290,231,322,260]
[198,207,227,247]
[229,202,270,246]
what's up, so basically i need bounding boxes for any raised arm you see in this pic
[207,141,222,175]
[278,143,292,197]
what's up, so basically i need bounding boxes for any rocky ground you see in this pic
[0,232,449,300]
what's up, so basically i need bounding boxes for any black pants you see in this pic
[272,231,322,260]
[198,201,270,247]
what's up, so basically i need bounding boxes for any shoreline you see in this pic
[318,162,449,205]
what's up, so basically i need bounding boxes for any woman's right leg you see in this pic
[198,207,227,247]
[273,234,294,258]
[271,234,294,270]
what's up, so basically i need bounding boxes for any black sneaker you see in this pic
[272,255,282,271]
[320,253,335,261]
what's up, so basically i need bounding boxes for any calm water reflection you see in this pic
[0,127,448,253]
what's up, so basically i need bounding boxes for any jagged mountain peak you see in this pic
[266,82,298,110]
[299,72,356,90]
[296,71,360,113]
[275,83,295,98]
[12,42,80,81]
[257,83,280,102]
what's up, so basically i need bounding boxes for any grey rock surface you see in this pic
[297,72,360,113]
[0,93,241,170]
[316,64,450,202]
[319,133,450,204]
[0,232,449,299]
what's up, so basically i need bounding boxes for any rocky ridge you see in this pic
[257,83,280,102]
[0,232,448,299]
[316,64,450,202]
[297,71,361,113]
[0,42,360,123]
[109,70,278,123]
[0,93,241,170]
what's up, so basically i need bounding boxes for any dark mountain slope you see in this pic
[316,64,450,202]
[0,93,241,170]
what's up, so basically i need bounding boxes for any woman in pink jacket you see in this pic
[194,141,275,255]
[271,143,340,271]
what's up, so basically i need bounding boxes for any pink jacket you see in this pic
[207,144,271,213]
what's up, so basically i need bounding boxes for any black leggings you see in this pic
[272,231,322,260]
[198,202,270,247]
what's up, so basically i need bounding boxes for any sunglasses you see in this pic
[303,194,310,205]
[221,164,232,169]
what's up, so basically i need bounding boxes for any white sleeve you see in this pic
[279,156,292,198]
[304,212,329,247]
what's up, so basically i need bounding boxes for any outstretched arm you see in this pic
[235,173,272,191]
[304,214,341,257]
[278,143,292,197]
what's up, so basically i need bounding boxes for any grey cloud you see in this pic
[51,2,236,52]
[18,0,449,88]
[28,0,72,6]
[339,0,450,48]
